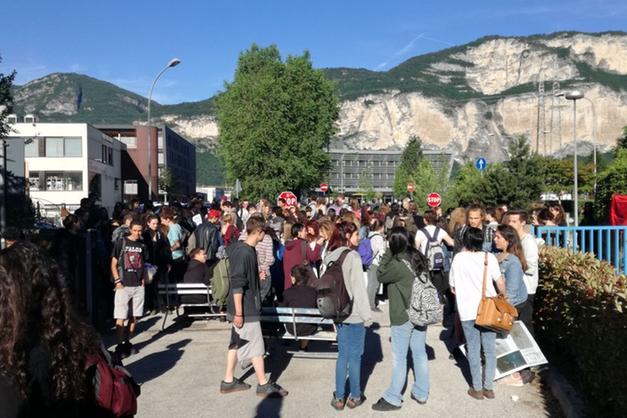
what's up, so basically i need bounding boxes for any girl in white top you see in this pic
[414,210,454,255]
[449,226,506,400]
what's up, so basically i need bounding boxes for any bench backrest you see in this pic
[158,283,211,295]
[260,307,334,325]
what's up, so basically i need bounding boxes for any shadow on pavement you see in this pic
[126,338,192,384]
[361,326,383,395]
[255,397,283,418]
[438,328,472,387]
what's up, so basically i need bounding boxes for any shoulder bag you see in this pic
[475,252,518,333]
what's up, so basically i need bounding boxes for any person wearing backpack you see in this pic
[221,217,288,398]
[371,227,431,411]
[415,209,454,308]
[324,221,372,411]
[0,241,129,418]
[366,219,386,311]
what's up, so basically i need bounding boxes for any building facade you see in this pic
[7,122,124,215]
[98,124,196,201]
[327,149,452,195]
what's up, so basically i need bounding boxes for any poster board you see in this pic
[461,321,548,379]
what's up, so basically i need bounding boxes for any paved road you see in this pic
[114,308,557,418]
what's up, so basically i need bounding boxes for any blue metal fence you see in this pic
[534,225,627,275]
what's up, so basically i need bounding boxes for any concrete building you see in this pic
[327,149,452,195]
[7,122,124,216]
[97,124,196,201]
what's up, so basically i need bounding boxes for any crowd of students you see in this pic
[0,192,556,415]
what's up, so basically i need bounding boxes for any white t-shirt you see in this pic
[449,251,501,321]
[520,233,539,295]
[415,225,451,255]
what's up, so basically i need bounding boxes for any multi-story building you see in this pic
[97,124,196,201]
[327,149,453,196]
[6,121,124,216]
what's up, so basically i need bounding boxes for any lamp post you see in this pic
[581,96,597,194]
[147,58,181,201]
[565,90,584,226]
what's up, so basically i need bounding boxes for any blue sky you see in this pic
[1,0,625,104]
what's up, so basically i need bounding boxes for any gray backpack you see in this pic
[402,259,442,326]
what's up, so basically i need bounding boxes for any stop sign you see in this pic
[320,183,329,193]
[407,182,416,193]
[278,191,298,208]
[427,192,442,208]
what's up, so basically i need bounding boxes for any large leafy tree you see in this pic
[216,45,339,200]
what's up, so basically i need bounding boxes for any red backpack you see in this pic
[85,345,140,417]
[316,249,353,321]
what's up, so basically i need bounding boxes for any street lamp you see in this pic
[565,90,584,226]
[147,58,181,200]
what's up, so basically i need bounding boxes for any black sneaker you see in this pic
[115,344,128,359]
[371,397,401,411]
[410,393,427,405]
[125,342,138,356]
[220,378,252,394]
[256,381,288,398]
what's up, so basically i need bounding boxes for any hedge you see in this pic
[536,246,627,417]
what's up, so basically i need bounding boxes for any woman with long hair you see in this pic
[371,227,431,411]
[493,224,532,386]
[449,227,506,400]
[0,241,105,417]
[326,221,372,411]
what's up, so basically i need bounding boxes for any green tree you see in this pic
[158,168,178,195]
[357,168,376,202]
[216,44,339,200]
[393,136,424,197]
[0,57,16,139]
[617,126,627,151]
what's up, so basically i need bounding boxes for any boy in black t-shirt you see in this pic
[111,220,148,358]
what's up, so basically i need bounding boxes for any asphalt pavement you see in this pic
[113,307,558,418]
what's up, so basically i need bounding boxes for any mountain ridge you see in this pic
[9,30,627,173]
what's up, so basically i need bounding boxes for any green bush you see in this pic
[536,246,627,417]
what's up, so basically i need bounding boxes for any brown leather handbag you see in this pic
[475,252,518,333]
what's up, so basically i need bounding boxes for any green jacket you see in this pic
[377,249,414,326]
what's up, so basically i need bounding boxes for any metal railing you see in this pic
[534,225,627,275]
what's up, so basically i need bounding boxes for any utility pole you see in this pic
[536,77,546,154]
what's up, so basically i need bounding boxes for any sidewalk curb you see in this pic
[544,367,585,418]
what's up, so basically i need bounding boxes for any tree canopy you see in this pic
[216,44,339,200]
[0,56,16,139]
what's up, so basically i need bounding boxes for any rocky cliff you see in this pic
[11,31,627,162]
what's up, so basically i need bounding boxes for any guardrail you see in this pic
[534,225,627,275]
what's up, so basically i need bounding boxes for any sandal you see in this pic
[331,392,346,411]
[346,394,366,409]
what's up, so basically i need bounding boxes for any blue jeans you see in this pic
[383,321,429,406]
[335,322,365,399]
[461,320,496,390]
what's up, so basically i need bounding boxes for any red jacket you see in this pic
[283,238,321,290]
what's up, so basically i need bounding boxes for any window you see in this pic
[64,138,82,157]
[108,147,113,166]
[45,137,64,157]
[121,136,137,149]
[28,171,82,191]
[25,138,40,157]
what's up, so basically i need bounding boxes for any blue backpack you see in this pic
[357,238,375,268]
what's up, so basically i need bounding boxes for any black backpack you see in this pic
[315,249,352,321]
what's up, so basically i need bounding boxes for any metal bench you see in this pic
[157,283,225,330]
[260,307,337,358]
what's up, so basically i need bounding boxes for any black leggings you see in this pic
[517,294,535,337]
